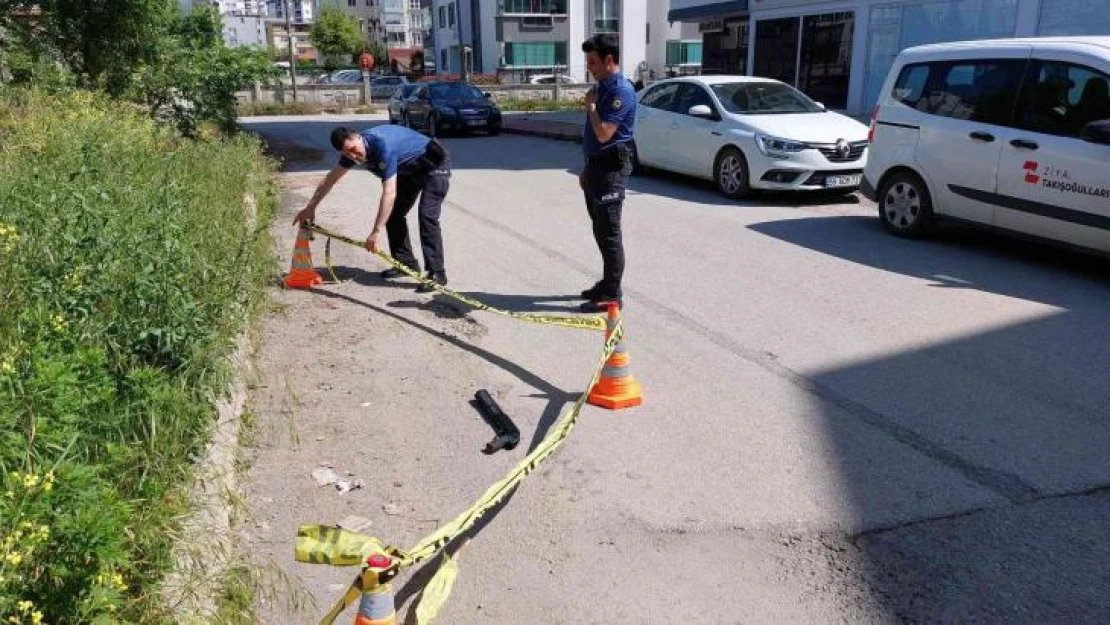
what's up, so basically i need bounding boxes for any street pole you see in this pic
[284,0,298,103]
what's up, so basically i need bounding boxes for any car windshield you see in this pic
[399,84,418,97]
[430,83,485,99]
[709,81,825,115]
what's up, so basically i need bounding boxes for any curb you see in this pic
[501,125,583,144]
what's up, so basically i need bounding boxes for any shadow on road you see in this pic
[749,214,1110,620]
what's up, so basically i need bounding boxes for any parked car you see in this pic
[403,81,502,137]
[862,36,1110,254]
[370,75,408,99]
[633,76,870,199]
[387,83,421,124]
[530,74,575,85]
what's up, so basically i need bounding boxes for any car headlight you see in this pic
[755,134,807,157]
[436,105,456,116]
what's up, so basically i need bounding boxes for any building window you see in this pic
[448,4,455,27]
[388,31,407,44]
[439,6,445,27]
[499,0,566,14]
[348,0,355,6]
[798,12,854,109]
[666,40,702,66]
[753,17,799,86]
[593,0,619,33]
[504,41,568,67]
[441,49,447,69]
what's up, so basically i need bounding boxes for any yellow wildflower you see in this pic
[17,600,32,612]
[31,611,43,625]
[6,552,22,566]
[22,473,39,489]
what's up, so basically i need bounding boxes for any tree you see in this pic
[362,36,388,73]
[310,5,360,72]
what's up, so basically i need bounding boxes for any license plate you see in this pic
[825,174,861,188]
[465,119,485,126]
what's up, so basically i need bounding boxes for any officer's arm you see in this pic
[587,107,620,144]
[371,175,398,234]
[294,165,348,224]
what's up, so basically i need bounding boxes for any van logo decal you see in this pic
[1023,160,1039,184]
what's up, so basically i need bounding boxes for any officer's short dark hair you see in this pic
[330,127,358,151]
[582,34,620,64]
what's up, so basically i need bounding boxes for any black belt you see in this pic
[585,142,631,166]
[400,140,447,176]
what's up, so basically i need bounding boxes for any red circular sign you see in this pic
[360,52,374,70]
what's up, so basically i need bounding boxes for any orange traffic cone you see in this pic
[282,224,323,289]
[587,302,643,410]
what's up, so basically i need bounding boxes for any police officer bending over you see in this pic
[294,124,451,291]
[578,33,637,314]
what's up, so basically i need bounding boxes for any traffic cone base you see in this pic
[587,303,643,410]
[283,226,324,289]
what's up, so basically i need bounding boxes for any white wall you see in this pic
[223,14,269,48]
[647,0,685,79]
[620,0,648,82]
[568,1,587,81]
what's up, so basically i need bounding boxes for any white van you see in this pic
[861,37,1110,254]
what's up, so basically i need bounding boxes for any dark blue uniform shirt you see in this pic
[582,72,637,157]
[338,125,430,179]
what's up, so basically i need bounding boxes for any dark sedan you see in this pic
[387,83,420,125]
[403,81,502,137]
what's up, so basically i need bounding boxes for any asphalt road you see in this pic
[238,114,1110,624]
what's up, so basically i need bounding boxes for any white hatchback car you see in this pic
[862,37,1110,254]
[633,76,871,198]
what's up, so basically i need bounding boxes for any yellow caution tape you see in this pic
[294,321,624,624]
[414,549,461,625]
[303,222,607,332]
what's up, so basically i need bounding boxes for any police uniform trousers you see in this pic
[582,141,634,295]
[387,140,451,273]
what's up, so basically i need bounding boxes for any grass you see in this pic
[0,88,279,622]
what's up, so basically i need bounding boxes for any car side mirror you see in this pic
[1080,119,1110,145]
[484,91,492,98]
[688,104,714,119]
[815,101,827,111]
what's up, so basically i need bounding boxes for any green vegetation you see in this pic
[0,86,277,622]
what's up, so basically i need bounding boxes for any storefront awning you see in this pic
[667,1,748,23]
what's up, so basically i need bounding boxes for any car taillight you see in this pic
[867,105,879,143]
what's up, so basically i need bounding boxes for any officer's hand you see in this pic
[584,88,597,110]
[293,206,315,226]
[365,227,384,253]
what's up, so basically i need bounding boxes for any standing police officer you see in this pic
[578,33,637,313]
[293,124,451,291]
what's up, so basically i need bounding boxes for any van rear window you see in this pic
[892,64,930,108]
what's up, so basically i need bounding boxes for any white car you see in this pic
[862,37,1110,254]
[530,74,575,85]
[633,76,870,199]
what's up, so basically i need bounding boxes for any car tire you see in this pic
[388,114,396,125]
[714,147,752,199]
[428,113,439,138]
[402,113,411,128]
[631,142,647,176]
[877,171,935,238]
[488,125,501,136]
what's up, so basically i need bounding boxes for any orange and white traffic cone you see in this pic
[587,302,643,410]
[282,223,323,289]
[354,554,396,625]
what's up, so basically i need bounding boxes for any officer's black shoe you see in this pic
[381,265,418,280]
[581,282,622,301]
[578,298,622,313]
[415,271,447,293]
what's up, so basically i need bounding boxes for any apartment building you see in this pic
[429,0,687,82]
[267,19,318,61]
[668,0,1110,116]
[267,0,315,24]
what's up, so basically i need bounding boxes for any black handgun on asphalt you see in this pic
[474,389,520,454]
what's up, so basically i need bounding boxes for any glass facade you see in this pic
[798,12,854,109]
[499,0,567,14]
[864,0,1018,111]
[593,0,619,34]
[753,17,799,86]
[504,41,568,67]
[1039,0,1110,36]
[666,41,704,66]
